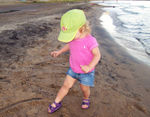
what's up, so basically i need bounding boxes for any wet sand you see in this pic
[0,2,150,117]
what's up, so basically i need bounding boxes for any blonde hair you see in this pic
[79,21,91,35]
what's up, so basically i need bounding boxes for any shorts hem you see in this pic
[66,73,76,79]
[80,82,94,87]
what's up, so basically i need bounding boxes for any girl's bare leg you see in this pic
[80,84,90,108]
[48,75,76,112]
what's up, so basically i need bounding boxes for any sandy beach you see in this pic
[0,2,150,117]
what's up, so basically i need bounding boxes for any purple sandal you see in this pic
[81,99,90,109]
[48,101,62,114]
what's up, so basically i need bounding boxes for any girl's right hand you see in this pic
[50,51,61,57]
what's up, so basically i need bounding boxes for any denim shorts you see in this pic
[66,67,95,87]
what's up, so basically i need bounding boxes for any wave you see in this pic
[96,1,150,65]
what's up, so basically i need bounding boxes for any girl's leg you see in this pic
[80,84,90,109]
[55,75,76,103]
[48,75,76,113]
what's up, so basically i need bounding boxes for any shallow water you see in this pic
[92,1,150,65]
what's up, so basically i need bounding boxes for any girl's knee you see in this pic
[63,76,75,89]
[62,83,72,90]
[80,85,90,92]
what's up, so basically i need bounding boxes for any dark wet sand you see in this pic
[0,2,150,117]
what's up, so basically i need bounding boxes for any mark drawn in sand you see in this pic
[0,98,42,113]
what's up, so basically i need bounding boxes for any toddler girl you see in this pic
[48,9,101,114]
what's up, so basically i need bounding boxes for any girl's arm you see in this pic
[51,44,69,57]
[80,47,101,73]
[89,47,101,69]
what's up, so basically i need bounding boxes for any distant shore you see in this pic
[0,2,150,117]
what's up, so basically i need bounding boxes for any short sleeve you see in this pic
[87,36,99,51]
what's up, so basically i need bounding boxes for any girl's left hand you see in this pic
[80,65,91,73]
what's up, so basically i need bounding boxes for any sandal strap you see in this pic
[82,99,90,105]
[82,101,90,105]
[54,101,61,106]
[81,99,90,109]
[48,101,62,114]
[49,101,61,110]
[83,99,89,101]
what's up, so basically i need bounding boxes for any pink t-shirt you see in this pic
[69,34,98,73]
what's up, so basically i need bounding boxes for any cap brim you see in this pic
[58,30,78,43]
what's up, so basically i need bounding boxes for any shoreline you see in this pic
[91,6,150,117]
[97,1,150,67]
[0,2,150,117]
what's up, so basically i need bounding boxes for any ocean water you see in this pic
[92,1,150,65]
